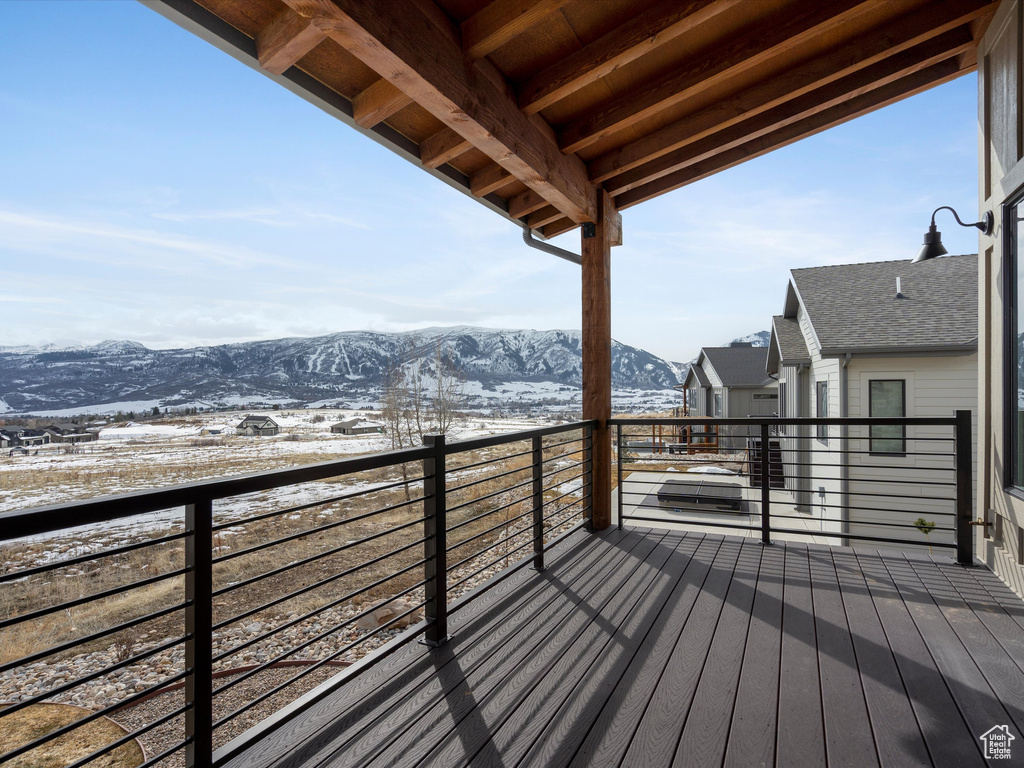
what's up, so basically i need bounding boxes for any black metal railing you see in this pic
[610,412,973,564]
[0,420,594,768]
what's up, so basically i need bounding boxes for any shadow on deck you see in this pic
[229,527,1024,768]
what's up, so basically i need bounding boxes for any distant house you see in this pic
[15,429,49,447]
[330,418,385,436]
[235,415,280,436]
[43,422,98,444]
[766,254,978,545]
[680,344,778,419]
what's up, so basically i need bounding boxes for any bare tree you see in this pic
[380,338,466,498]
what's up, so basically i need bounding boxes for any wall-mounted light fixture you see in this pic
[913,206,994,263]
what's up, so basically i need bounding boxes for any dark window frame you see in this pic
[868,379,906,455]
[1003,181,1024,490]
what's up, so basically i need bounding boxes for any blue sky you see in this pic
[0,2,982,364]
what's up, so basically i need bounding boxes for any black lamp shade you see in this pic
[913,223,947,263]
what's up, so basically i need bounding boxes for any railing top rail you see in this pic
[608,416,961,427]
[445,420,597,454]
[0,443,432,541]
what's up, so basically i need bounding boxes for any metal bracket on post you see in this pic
[760,422,772,545]
[184,499,213,768]
[532,436,545,571]
[581,222,596,238]
[421,433,449,646]
[954,410,974,566]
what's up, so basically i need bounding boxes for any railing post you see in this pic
[760,422,771,545]
[955,409,973,565]
[532,435,545,571]
[583,425,594,532]
[422,433,448,646]
[184,499,213,768]
[617,425,624,530]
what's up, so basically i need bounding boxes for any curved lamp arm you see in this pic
[930,206,994,235]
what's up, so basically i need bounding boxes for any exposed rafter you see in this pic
[615,60,963,209]
[462,0,575,61]
[604,30,974,196]
[557,0,884,154]
[518,0,741,115]
[420,128,474,169]
[352,80,413,128]
[283,0,596,224]
[255,9,327,75]
[587,0,993,184]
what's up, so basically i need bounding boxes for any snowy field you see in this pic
[0,409,573,557]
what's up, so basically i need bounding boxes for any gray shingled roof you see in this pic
[772,315,810,365]
[688,363,710,388]
[790,254,977,354]
[702,346,773,387]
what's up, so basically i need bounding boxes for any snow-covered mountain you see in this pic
[0,327,686,414]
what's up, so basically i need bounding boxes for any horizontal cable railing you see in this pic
[0,420,595,768]
[609,413,973,564]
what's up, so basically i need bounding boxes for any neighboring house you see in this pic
[680,343,778,419]
[766,253,978,547]
[330,419,385,435]
[235,415,280,437]
[14,429,49,447]
[43,423,99,444]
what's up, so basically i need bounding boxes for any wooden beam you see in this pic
[557,0,884,154]
[288,0,597,223]
[582,189,617,531]
[518,0,740,114]
[527,206,564,229]
[614,59,965,209]
[604,29,973,196]
[508,189,550,219]
[352,80,413,128]
[420,127,474,168]
[542,217,577,238]
[470,164,515,197]
[462,0,575,60]
[256,9,327,75]
[587,0,994,183]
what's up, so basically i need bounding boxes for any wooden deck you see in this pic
[232,527,1024,768]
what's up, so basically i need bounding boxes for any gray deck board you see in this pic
[231,530,1024,768]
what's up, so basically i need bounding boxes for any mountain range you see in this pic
[0,327,767,415]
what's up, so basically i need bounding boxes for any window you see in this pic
[778,381,787,418]
[816,380,828,442]
[713,391,723,417]
[1006,186,1024,488]
[688,387,698,414]
[869,379,905,454]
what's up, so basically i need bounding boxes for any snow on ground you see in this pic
[100,422,200,439]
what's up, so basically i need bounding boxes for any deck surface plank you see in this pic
[722,542,784,768]
[807,548,878,768]
[519,532,708,768]
[855,550,985,767]
[468,531,693,767]
[230,530,1024,768]
[351,528,661,768]
[619,537,744,767]
[565,536,724,768]
[830,549,931,768]
[775,544,826,768]
[671,538,763,768]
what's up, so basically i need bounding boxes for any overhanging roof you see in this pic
[144,0,999,242]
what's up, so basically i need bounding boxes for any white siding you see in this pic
[846,354,978,551]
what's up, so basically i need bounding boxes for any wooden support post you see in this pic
[582,189,620,531]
